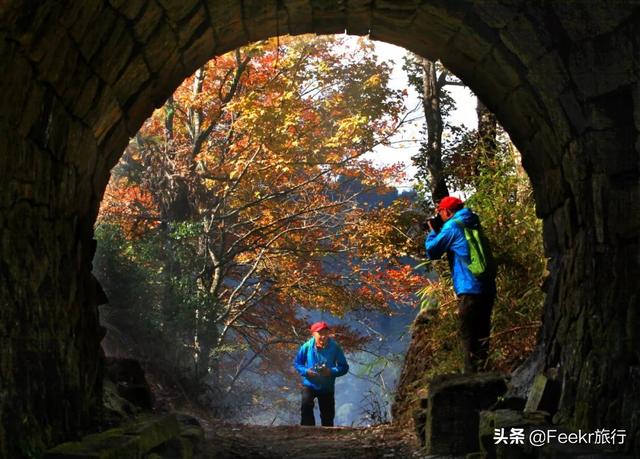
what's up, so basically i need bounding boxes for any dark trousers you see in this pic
[458,292,495,372]
[301,386,335,427]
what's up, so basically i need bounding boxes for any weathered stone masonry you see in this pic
[0,1,638,456]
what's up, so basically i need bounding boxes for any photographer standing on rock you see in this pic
[293,321,349,426]
[425,196,496,373]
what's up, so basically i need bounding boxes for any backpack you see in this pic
[452,218,496,279]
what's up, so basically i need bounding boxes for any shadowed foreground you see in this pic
[198,422,450,459]
[2,1,639,456]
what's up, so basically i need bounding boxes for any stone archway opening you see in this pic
[94,33,431,427]
[93,31,547,430]
[1,2,638,457]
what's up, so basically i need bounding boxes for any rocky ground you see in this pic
[196,421,460,459]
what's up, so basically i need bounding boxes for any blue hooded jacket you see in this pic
[425,207,496,295]
[294,337,349,393]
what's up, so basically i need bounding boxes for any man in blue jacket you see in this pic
[425,196,496,373]
[293,321,349,426]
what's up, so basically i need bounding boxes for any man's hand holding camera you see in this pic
[427,218,435,232]
[307,364,331,378]
[426,214,444,233]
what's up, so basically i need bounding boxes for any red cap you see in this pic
[310,321,329,333]
[436,196,464,212]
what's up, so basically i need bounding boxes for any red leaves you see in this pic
[97,34,416,389]
[99,178,160,239]
[355,264,423,308]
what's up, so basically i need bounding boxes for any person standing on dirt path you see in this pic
[293,321,349,427]
[425,196,497,373]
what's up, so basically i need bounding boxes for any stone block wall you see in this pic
[0,1,638,456]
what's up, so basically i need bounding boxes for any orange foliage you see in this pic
[99,177,160,239]
[98,35,414,391]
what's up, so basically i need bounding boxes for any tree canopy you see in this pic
[95,35,422,419]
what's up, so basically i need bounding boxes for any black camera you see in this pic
[424,214,444,233]
[313,363,328,375]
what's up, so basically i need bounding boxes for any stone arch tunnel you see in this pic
[0,0,638,456]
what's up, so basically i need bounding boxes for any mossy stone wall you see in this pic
[0,1,638,456]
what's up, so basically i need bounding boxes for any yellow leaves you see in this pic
[340,114,368,133]
[228,163,243,180]
[364,74,381,88]
[107,31,413,316]
[316,60,331,74]
[202,178,217,191]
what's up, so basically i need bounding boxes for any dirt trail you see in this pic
[197,422,451,459]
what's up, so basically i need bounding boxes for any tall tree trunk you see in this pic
[190,67,205,142]
[165,96,175,141]
[417,57,449,205]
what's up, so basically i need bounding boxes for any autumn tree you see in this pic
[95,35,421,417]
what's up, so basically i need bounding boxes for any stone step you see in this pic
[413,372,509,456]
[44,413,203,459]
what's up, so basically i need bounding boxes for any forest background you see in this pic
[93,34,546,426]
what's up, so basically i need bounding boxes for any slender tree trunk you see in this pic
[165,96,175,141]
[418,57,449,205]
[190,67,205,142]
